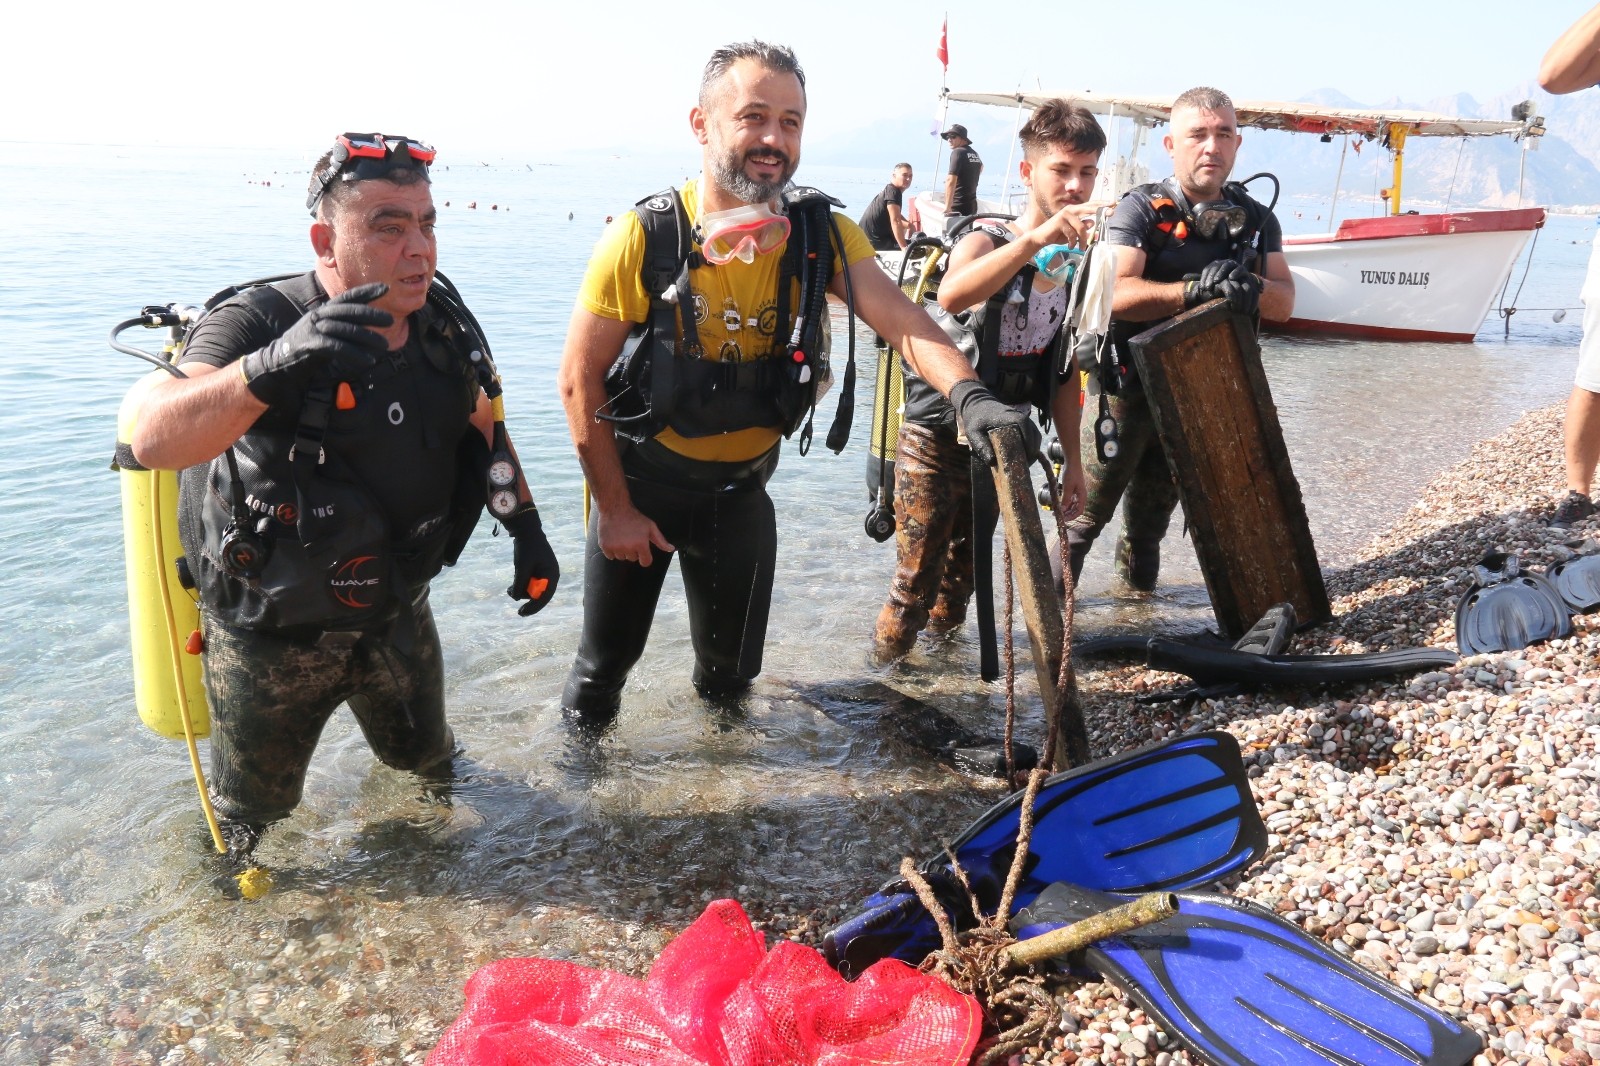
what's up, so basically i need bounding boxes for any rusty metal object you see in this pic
[1001,891,1178,968]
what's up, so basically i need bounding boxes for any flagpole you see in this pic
[930,13,950,220]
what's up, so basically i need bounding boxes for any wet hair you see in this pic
[1173,86,1235,115]
[309,147,431,221]
[699,40,806,108]
[1018,99,1107,159]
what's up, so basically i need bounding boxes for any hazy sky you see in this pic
[4,0,1584,160]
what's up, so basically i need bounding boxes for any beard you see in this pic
[709,144,794,204]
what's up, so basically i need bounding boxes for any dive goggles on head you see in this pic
[306,133,437,216]
[1190,200,1249,241]
[696,201,790,265]
[1032,244,1084,283]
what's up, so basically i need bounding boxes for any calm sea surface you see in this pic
[0,141,1590,1061]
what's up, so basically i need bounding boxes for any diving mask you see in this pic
[1191,200,1249,241]
[1033,244,1084,283]
[307,133,435,216]
[697,202,791,265]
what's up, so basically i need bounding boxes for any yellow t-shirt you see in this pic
[579,178,877,463]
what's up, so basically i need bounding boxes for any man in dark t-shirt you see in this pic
[859,163,914,251]
[1065,86,1295,592]
[941,124,982,229]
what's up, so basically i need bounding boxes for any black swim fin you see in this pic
[823,730,1267,977]
[1075,602,1295,677]
[1139,641,1459,704]
[1012,881,1482,1066]
[1455,552,1571,655]
[1545,551,1600,615]
[791,681,1036,777]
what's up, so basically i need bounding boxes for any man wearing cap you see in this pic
[130,133,559,855]
[941,124,983,232]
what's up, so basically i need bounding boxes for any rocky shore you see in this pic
[992,402,1600,1065]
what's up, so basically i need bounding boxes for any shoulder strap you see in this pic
[632,187,699,425]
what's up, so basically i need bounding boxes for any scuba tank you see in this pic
[864,235,947,541]
[111,305,209,740]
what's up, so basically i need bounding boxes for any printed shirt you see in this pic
[579,178,876,463]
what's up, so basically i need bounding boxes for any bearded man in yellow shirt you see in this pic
[557,40,1031,724]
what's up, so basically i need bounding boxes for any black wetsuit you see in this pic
[858,182,905,251]
[176,272,481,826]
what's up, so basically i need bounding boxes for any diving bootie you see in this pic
[1546,550,1600,615]
[1454,552,1571,655]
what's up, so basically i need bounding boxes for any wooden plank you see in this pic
[988,425,1090,768]
[1126,302,1332,639]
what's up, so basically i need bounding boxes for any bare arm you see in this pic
[835,257,978,395]
[938,206,1090,313]
[886,204,909,248]
[555,307,673,564]
[1541,4,1600,94]
[130,362,268,469]
[943,173,958,213]
[1258,250,1295,322]
[1108,246,1185,322]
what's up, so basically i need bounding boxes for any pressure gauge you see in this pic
[488,457,517,488]
[489,489,520,520]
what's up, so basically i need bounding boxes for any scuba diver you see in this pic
[128,134,559,855]
[556,40,1032,726]
[874,100,1105,662]
[1067,86,1295,592]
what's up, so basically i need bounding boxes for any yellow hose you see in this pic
[151,472,226,856]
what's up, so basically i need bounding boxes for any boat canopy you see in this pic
[945,91,1544,141]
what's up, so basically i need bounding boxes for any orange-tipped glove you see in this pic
[505,507,558,617]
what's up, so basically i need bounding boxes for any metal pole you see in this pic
[1328,135,1348,234]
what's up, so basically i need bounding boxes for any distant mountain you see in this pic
[811,83,1600,211]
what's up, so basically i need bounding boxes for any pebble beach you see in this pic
[1000,401,1600,1065]
[7,402,1598,1066]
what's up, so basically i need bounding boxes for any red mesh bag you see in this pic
[428,899,980,1066]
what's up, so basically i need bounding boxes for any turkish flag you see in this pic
[936,16,948,70]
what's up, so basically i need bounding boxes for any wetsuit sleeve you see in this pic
[177,302,281,370]
[1103,191,1156,251]
[576,212,652,324]
[828,213,879,273]
[1257,210,1284,256]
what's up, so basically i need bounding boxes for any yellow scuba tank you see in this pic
[116,369,208,739]
[864,241,944,541]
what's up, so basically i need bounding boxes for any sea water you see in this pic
[0,142,1589,1061]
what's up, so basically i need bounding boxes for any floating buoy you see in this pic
[468,201,477,209]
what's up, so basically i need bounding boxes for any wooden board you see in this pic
[1126,302,1332,639]
[989,425,1090,768]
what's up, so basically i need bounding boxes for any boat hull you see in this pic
[1275,209,1545,342]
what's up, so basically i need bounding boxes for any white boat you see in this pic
[938,90,1548,342]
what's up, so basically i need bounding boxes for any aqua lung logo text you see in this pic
[330,555,383,609]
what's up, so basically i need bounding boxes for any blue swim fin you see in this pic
[1012,882,1482,1066]
[823,731,1267,977]
[1455,552,1570,655]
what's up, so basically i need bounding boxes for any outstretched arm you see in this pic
[1541,4,1600,94]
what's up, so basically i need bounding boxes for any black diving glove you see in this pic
[950,379,1029,468]
[505,507,559,617]
[1182,260,1261,315]
[239,282,393,408]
